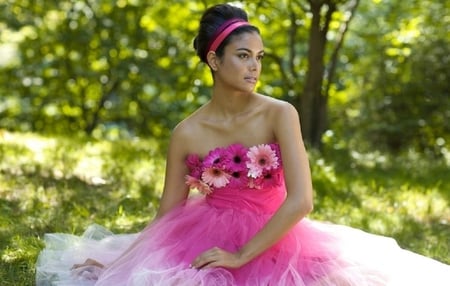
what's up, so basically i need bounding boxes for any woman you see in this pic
[36,4,449,285]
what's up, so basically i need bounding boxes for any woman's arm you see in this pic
[155,124,191,218]
[191,102,313,269]
[236,102,313,264]
[112,124,192,251]
[72,124,191,270]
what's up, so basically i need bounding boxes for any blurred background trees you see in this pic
[0,0,448,155]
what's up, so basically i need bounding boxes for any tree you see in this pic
[0,0,205,138]
[1,0,447,153]
[335,0,450,154]
[252,0,360,148]
[302,0,360,147]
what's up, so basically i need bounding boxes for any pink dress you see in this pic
[36,143,450,285]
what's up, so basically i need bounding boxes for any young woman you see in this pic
[36,4,449,285]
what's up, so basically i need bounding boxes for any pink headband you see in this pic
[207,19,250,55]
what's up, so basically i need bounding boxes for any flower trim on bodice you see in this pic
[185,143,282,194]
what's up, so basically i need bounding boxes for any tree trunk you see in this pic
[301,1,329,148]
[263,1,358,148]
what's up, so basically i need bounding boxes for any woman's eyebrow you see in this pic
[235,48,265,54]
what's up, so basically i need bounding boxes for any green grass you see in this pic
[1,131,449,285]
[309,147,450,262]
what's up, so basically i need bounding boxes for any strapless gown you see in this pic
[36,143,450,285]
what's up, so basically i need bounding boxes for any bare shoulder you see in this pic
[253,94,301,145]
[256,94,298,121]
[169,107,205,152]
[171,116,195,146]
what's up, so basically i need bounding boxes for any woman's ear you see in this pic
[206,51,218,71]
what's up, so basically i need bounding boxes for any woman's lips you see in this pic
[244,76,257,84]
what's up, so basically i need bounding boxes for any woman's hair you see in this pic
[193,4,260,63]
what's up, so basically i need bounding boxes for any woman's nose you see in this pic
[249,57,258,70]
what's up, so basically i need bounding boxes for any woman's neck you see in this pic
[208,87,255,118]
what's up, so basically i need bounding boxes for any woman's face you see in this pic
[214,32,264,93]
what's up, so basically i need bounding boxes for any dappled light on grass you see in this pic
[110,205,152,230]
[309,147,449,263]
[0,131,449,284]
[359,187,449,235]
[394,187,448,223]
[0,132,165,284]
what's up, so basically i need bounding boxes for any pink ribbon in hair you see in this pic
[207,19,250,54]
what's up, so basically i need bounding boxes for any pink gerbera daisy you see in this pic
[201,167,231,188]
[260,170,282,189]
[185,154,203,178]
[185,175,212,195]
[223,143,248,172]
[227,170,249,189]
[203,147,226,168]
[270,143,282,165]
[246,144,279,178]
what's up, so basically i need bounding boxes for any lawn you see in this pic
[0,131,449,285]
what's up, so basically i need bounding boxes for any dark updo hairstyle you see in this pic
[193,4,260,63]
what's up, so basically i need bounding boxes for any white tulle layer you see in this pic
[36,197,450,285]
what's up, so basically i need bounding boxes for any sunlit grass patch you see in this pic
[310,147,450,263]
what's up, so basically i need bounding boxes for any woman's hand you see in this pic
[71,258,104,270]
[191,247,244,269]
[71,258,104,280]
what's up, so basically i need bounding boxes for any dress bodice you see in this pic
[185,143,286,214]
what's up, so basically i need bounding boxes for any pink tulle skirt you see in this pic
[36,192,450,285]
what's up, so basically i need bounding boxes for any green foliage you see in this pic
[0,0,448,150]
[1,131,449,285]
[331,0,450,154]
[0,0,207,138]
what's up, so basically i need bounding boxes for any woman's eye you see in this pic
[238,54,249,59]
[257,54,264,61]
